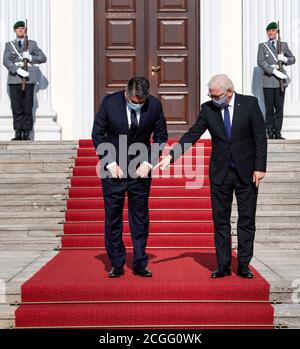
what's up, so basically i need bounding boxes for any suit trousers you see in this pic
[101,177,151,269]
[263,87,285,132]
[9,84,35,131]
[210,166,258,269]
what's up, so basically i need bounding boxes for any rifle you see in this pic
[21,19,28,91]
[277,21,285,94]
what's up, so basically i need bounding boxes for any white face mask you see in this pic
[127,100,144,112]
[126,92,145,112]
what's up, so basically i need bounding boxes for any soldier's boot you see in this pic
[11,130,23,141]
[267,129,275,139]
[274,130,285,140]
[22,130,31,141]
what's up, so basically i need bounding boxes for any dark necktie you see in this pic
[224,106,235,167]
[18,40,22,49]
[129,109,138,141]
[224,106,231,139]
[272,41,276,51]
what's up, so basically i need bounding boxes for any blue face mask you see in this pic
[211,92,229,109]
[127,100,144,112]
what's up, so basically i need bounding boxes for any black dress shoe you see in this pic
[133,267,153,277]
[108,267,125,278]
[237,266,254,279]
[11,130,23,141]
[274,131,285,140]
[211,268,232,278]
[22,130,31,141]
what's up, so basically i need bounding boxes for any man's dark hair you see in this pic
[127,77,150,98]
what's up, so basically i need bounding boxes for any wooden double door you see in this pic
[94,0,200,135]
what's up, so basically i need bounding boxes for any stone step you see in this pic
[1,303,299,330]
[0,305,15,329]
[0,230,59,239]
[0,202,66,212]
[1,174,300,184]
[0,214,64,225]
[0,238,60,251]
[0,210,299,224]
[0,224,62,232]
[0,184,68,194]
[1,142,78,151]
[0,196,299,206]
[266,162,300,171]
[0,161,74,173]
[0,173,70,180]
[1,183,299,196]
[0,152,76,161]
[2,307,300,330]
[0,149,76,156]
[255,204,300,211]
[0,180,69,188]
[274,304,300,329]
[255,242,300,250]
[231,211,300,223]
[0,194,67,201]
[255,236,300,243]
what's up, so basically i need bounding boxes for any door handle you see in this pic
[151,65,161,76]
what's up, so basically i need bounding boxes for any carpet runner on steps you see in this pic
[15,139,274,329]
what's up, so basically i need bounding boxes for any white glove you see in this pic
[278,53,288,64]
[106,162,123,179]
[22,51,32,62]
[16,68,29,78]
[273,68,287,80]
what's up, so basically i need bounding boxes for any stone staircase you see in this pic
[0,141,77,251]
[0,139,299,328]
[231,140,300,329]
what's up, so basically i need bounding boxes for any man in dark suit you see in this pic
[92,77,168,278]
[157,74,267,279]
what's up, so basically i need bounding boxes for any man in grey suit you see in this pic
[257,22,296,140]
[3,21,47,141]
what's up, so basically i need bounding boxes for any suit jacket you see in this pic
[171,93,268,185]
[3,39,47,84]
[92,90,168,173]
[257,41,296,88]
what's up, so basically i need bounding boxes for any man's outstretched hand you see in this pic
[154,155,173,171]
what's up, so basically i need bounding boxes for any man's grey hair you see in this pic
[207,74,235,92]
[127,76,150,98]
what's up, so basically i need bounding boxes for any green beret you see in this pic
[13,21,25,30]
[266,22,278,30]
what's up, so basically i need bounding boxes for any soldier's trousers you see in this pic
[9,84,35,131]
[263,87,285,133]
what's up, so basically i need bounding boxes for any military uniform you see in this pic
[257,22,296,139]
[3,21,47,141]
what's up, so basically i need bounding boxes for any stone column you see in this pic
[0,0,61,140]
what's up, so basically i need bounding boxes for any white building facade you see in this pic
[0,0,299,140]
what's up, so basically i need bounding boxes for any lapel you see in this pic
[231,93,242,140]
[120,91,130,134]
[136,99,148,131]
[214,108,227,140]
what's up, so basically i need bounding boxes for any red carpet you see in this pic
[15,139,274,329]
